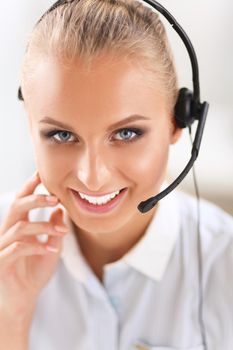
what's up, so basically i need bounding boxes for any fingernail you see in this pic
[46,245,59,253]
[46,196,58,203]
[54,225,69,233]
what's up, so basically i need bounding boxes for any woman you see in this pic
[0,1,232,349]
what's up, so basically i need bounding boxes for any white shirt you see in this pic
[0,186,232,350]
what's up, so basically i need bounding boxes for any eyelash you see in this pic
[41,127,145,145]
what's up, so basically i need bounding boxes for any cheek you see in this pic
[34,146,60,173]
[117,135,170,191]
[32,142,71,193]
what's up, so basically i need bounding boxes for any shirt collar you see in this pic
[122,185,180,280]
[60,183,180,283]
[61,211,91,284]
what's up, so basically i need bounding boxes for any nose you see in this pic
[76,147,112,192]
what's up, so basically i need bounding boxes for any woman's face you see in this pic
[24,54,182,234]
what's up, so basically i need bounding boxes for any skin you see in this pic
[23,53,182,281]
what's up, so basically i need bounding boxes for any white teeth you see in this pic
[79,190,120,205]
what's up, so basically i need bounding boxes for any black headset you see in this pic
[17,1,209,348]
[17,0,209,214]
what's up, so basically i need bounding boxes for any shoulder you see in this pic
[175,190,233,239]
[0,184,55,223]
[173,190,233,273]
[174,192,233,307]
[175,191,233,286]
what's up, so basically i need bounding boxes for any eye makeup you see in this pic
[39,126,148,145]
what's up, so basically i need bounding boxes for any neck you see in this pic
[72,205,158,281]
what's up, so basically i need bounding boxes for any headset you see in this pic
[17,0,209,214]
[17,1,209,348]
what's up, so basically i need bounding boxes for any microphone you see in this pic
[137,101,209,213]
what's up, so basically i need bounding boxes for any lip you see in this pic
[70,188,128,214]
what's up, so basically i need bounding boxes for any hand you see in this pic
[0,172,69,322]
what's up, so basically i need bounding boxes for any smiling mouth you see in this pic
[74,188,126,197]
[70,187,128,214]
[72,187,126,202]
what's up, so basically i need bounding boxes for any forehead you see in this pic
[26,54,168,121]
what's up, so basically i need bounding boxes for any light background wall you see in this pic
[0,1,232,214]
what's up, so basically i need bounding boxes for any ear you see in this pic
[169,116,183,145]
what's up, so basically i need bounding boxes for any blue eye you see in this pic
[56,131,74,142]
[47,131,75,144]
[41,127,145,144]
[114,128,144,142]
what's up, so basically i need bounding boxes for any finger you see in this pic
[0,220,69,251]
[46,208,69,253]
[14,171,41,200]
[0,241,50,268]
[0,171,41,234]
[49,207,67,227]
[0,194,59,235]
[12,194,59,216]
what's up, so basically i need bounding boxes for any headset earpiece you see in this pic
[175,87,196,129]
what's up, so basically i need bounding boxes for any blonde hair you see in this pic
[20,0,179,113]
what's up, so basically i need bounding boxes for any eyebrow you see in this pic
[39,114,151,132]
[39,115,151,132]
